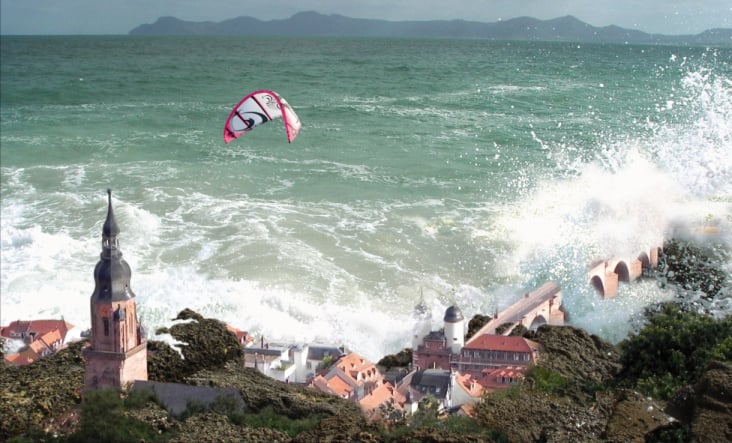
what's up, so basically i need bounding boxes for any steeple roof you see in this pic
[92,189,134,302]
[103,188,120,237]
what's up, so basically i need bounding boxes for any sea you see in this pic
[1,36,731,362]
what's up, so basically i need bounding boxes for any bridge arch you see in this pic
[590,275,604,296]
[529,315,547,330]
[637,251,652,271]
[612,261,630,283]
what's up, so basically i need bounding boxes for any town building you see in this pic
[83,189,147,390]
[412,305,464,370]
[451,366,527,406]
[244,339,345,384]
[454,334,540,374]
[309,351,412,417]
[403,368,453,412]
[2,319,78,365]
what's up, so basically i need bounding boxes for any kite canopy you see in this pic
[223,89,301,144]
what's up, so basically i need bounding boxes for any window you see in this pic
[103,317,110,336]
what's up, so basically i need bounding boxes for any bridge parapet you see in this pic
[466,282,565,343]
[589,245,662,298]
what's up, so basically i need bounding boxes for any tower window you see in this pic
[103,317,110,336]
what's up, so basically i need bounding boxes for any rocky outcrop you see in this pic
[0,340,85,441]
[472,325,674,442]
[532,325,622,390]
[3,309,728,442]
[665,360,732,442]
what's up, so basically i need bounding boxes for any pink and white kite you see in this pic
[223,89,301,144]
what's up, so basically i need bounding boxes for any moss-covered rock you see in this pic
[603,389,672,443]
[0,341,85,441]
[665,360,732,442]
[150,308,244,382]
[531,325,622,399]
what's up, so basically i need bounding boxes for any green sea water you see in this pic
[1,36,730,359]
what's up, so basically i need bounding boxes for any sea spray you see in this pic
[2,38,730,362]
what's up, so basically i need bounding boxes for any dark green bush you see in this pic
[242,405,320,437]
[619,304,732,399]
[526,365,568,393]
[65,388,167,443]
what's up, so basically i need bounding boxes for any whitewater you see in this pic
[1,37,730,362]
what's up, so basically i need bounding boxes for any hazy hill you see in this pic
[129,11,732,45]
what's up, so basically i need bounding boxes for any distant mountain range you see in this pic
[129,11,732,45]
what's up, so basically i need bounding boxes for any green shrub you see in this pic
[619,304,732,399]
[242,405,320,437]
[65,388,167,443]
[527,365,568,393]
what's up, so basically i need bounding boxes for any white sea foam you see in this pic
[2,43,730,366]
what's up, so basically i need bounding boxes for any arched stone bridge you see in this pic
[588,245,662,298]
[466,281,566,342]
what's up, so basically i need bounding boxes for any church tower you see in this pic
[84,189,147,390]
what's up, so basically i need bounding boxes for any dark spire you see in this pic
[103,188,120,238]
[92,189,135,302]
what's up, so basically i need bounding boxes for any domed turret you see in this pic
[444,305,464,323]
[443,305,465,354]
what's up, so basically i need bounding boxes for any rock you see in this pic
[0,340,85,441]
[603,390,673,442]
[689,361,732,442]
[473,387,613,442]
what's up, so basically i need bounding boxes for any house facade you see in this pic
[453,334,540,375]
[244,340,346,384]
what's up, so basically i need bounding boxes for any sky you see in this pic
[1,0,731,36]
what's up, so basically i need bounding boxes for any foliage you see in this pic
[123,386,160,409]
[176,399,206,421]
[635,372,681,401]
[64,388,168,443]
[210,393,246,424]
[315,354,334,372]
[618,304,732,399]
[494,322,514,335]
[645,421,691,443]
[382,407,507,442]
[509,324,530,337]
[526,365,568,393]
[377,348,412,370]
[466,313,492,340]
[241,405,321,437]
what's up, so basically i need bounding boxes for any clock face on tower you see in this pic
[100,305,112,316]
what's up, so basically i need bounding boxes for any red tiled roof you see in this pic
[311,372,354,398]
[39,329,62,348]
[225,324,254,345]
[463,334,540,353]
[337,352,380,385]
[5,348,40,366]
[0,319,74,342]
[454,372,485,398]
[359,382,402,412]
[476,366,527,390]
